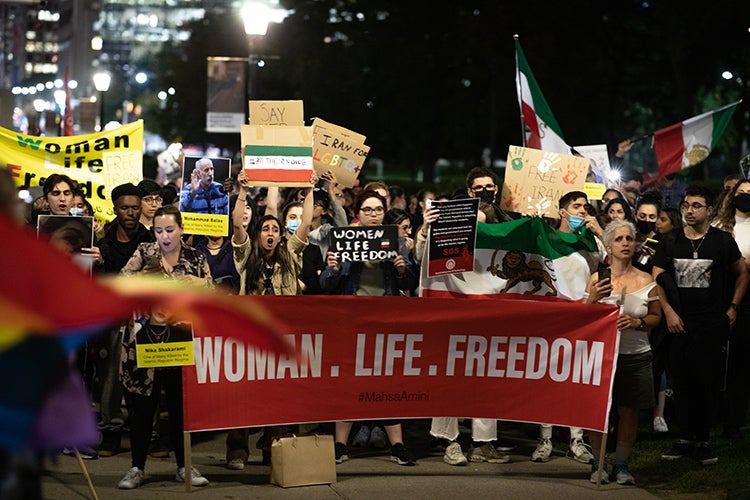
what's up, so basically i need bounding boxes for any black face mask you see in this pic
[475,189,495,204]
[636,219,656,235]
[734,193,750,213]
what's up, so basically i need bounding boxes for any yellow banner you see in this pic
[2,121,144,222]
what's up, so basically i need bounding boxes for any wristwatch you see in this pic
[638,318,647,330]
[731,303,740,312]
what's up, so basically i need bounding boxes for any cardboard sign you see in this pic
[426,198,479,277]
[501,146,589,218]
[249,100,304,126]
[311,118,369,188]
[135,321,195,368]
[241,125,314,187]
[329,225,398,263]
[574,144,611,183]
[179,156,231,236]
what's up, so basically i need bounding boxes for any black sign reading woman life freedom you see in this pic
[427,198,479,277]
[330,225,399,262]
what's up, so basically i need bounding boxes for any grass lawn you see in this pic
[614,420,749,499]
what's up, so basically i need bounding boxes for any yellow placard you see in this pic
[249,100,304,126]
[182,212,229,237]
[311,118,369,188]
[500,146,589,218]
[136,341,195,368]
[584,182,607,201]
[3,121,144,222]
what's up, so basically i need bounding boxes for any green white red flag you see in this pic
[515,39,570,154]
[650,101,741,184]
[420,217,601,301]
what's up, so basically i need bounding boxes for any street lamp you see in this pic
[93,71,111,131]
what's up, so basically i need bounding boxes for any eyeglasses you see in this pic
[143,195,163,204]
[471,184,496,192]
[680,202,707,211]
[360,206,385,215]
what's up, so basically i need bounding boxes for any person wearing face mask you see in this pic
[281,200,324,295]
[713,178,750,440]
[527,190,604,465]
[633,195,662,273]
[466,166,512,222]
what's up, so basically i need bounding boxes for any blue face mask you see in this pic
[286,219,301,234]
[567,214,585,232]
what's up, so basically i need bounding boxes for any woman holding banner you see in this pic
[117,205,213,489]
[321,190,419,466]
[584,219,661,486]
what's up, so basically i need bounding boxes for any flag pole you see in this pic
[514,34,527,147]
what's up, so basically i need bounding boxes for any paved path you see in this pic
[42,422,660,499]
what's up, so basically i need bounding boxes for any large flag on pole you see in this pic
[650,100,741,184]
[514,37,570,154]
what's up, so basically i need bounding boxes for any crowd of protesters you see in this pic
[4,144,750,491]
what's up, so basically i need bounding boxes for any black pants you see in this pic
[124,368,184,470]
[668,313,728,442]
[723,305,750,429]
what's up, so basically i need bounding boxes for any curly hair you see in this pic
[715,179,750,234]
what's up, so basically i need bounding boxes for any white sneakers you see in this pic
[468,443,511,464]
[227,458,245,470]
[443,441,468,466]
[176,466,209,487]
[118,467,144,489]
[653,416,669,433]
[531,438,552,462]
[118,465,209,489]
[569,438,594,464]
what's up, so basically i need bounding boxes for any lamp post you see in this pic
[241,2,271,102]
[93,71,111,131]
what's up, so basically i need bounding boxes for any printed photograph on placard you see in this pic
[179,156,231,236]
[37,214,95,274]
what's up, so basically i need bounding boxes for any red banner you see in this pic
[183,296,619,432]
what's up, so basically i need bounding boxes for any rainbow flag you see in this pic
[0,214,289,450]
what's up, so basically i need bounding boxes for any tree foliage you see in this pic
[140,0,750,179]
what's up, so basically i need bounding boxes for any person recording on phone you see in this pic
[583,219,661,485]
[179,158,229,215]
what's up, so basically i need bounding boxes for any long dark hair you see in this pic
[243,214,298,295]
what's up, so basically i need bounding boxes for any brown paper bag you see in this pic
[270,434,336,487]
